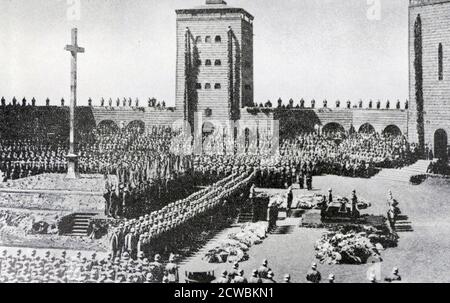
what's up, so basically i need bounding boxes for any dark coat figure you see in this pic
[257,263,269,279]
[306,266,321,283]
[109,231,120,259]
[286,187,293,217]
[124,231,137,258]
[306,170,313,190]
[267,203,278,232]
[248,270,262,283]
[110,191,119,218]
[299,171,305,189]
[150,255,165,282]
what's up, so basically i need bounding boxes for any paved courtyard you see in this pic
[181,175,450,283]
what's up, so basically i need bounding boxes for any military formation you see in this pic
[108,171,254,261]
[0,248,402,283]
[0,139,67,182]
[210,260,402,283]
[0,249,179,283]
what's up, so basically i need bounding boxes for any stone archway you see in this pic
[97,120,119,133]
[322,122,346,134]
[383,125,402,137]
[434,129,448,160]
[126,120,145,134]
[358,123,375,134]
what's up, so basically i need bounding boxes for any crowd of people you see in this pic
[0,249,179,283]
[0,249,402,283]
[78,125,196,218]
[0,139,67,182]
[191,131,415,189]
[278,132,414,178]
[427,159,450,176]
[108,171,254,261]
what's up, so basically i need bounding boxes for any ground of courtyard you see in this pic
[180,175,450,283]
[1,174,450,283]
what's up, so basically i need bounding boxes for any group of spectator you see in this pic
[0,249,179,283]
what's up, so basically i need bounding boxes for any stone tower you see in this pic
[175,0,254,131]
[409,0,450,159]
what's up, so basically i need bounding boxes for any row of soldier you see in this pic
[0,139,67,182]
[0,249,401,283]
[1,96,408,110]
[0,97,168,108]
[108,172,254,260]
[0,249,179,283]
[254,98,409,110]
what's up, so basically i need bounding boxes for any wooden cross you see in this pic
[64,28,84,179]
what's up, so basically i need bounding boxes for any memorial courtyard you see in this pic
[2,170,450,283]
[178,174,450,283]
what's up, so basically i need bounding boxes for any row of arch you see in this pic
[97,120,404,137]
[97,120,146,133]
[321,122,402,136]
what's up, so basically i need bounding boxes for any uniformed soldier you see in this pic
[385,267,401,282]
[306,263,321,283]
[298,170,305,189]
[286,186,293,217]
[306,170,313,190]
[328,273,335,283]
[232,269,248,283]
[149,254,165,282]
[263,271,276,283]
[228,262,240,280]
[257,259,270,279]
[165,254,179,283]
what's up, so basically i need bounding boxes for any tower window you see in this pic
[214,83,221,89]
[205,59,212,66]
[196,59,202,66]
[215,35,222,43]
[205,36,211,43]
[196,83,202,89]
[195,36,202,43]
[205,83,211,89]
[214,59,221,66]
[439,43,444,81]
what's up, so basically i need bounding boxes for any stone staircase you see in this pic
[373,160,431,183]
[67,213,97,237]
[237,208,254,223]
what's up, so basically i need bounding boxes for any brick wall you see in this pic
[175,7,254,123]
[409,0,450,150]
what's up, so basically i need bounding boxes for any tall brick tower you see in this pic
[175,0,254,131]
[409,0,450,159]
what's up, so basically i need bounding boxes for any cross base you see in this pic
[66,153,79,179]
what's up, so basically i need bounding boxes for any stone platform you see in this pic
[0,174,108,251]
[0,174,105,213]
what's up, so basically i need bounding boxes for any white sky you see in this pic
[0,0,409,106]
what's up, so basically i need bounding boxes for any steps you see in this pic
[373,160,431,183]
[67,213,97,237]
[237,208,254,223]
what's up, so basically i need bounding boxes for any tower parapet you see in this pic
[409,0,450,7]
